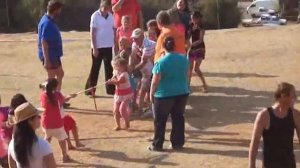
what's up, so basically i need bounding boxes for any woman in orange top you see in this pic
[154,11,186,63]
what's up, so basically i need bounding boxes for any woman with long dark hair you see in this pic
[168,0,191,39]
[8,102,56,168]
[9,94,28,115]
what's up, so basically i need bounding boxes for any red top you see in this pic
[40,91,64,129]
[112,0,141,29]
[115,88,132,95]
[116,27,133,44]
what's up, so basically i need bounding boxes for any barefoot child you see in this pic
[63,114,84,150]
[188,11,208,92]
[119,37,132,59]
[107,58,133,130]
[146,19,160,41]
[39,80,84,150]
[40,78,76,162]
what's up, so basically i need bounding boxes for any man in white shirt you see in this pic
[85,0,116,95]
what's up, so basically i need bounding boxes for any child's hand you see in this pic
[69,94,77,98]
[106,79,113,85]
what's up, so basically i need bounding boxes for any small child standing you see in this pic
[40,78,77,162]
[188,11,208,92]
[119,37,132,57]
[39,80,84,151]
[116,15,133,49]
[63,114,85,150]
[146,19,160,41]
[107,58,133,131]
[146,29,158,42]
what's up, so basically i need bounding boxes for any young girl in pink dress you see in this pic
[107,58,133,131]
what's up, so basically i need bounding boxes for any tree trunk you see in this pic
[5,0,9,27]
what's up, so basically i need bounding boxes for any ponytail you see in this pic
[45,78,58,104]
[164,36,175,52]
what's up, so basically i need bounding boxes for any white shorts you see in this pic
[114,93,133,103]
[43,127,68,141]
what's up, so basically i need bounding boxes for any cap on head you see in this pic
[131,28,143,39]
[9,102,43,125]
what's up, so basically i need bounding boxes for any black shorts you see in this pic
[41,58,62,69]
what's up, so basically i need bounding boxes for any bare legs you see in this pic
[46,66,64,91]
[66,126,85,150]
[113,99,131,130]
[189,58,208,92]
[47,137,70,162]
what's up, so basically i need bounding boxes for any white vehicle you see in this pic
[247,0,280,17]
[242,14,287,27]
[259,14,287,25]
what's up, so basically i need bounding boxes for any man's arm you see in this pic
[138,11,144,29]
[91,27,98,57]
[293,109,300,145]
[112,0,125,12]
[135,55,147,70]
[249,110,267,168]
[150,73,161,103]
[114,27,119,53]
[42,40,51,68]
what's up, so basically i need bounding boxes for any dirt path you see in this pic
[0,25,300,168]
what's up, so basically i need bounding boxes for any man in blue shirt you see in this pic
[38,0,64,91]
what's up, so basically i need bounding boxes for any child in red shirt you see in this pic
[40,79,84,151]
[40,78,76,162]
[62,113,84,150]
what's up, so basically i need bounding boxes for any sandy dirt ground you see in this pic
[0,25,300,168]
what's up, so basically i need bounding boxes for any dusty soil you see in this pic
[0,25,300,168]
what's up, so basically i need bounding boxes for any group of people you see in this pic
[0,87,85,167]
[0,0,300,168]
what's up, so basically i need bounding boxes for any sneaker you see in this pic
[146,136,154,142]
[148,145,163,152]
[169,144,184,150]
[140,108,153,119]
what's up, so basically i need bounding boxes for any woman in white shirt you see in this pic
[8,102,56,168]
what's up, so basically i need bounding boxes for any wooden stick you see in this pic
[92,89,98,112]
[75,83,106,95]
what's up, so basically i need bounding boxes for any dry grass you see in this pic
[1,25,300,168]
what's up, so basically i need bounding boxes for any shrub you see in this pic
[196,0,241,29]
[2,0,242,32]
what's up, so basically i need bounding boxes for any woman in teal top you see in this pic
[148,36,190,151]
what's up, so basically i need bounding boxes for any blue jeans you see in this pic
[152,94,189,149]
